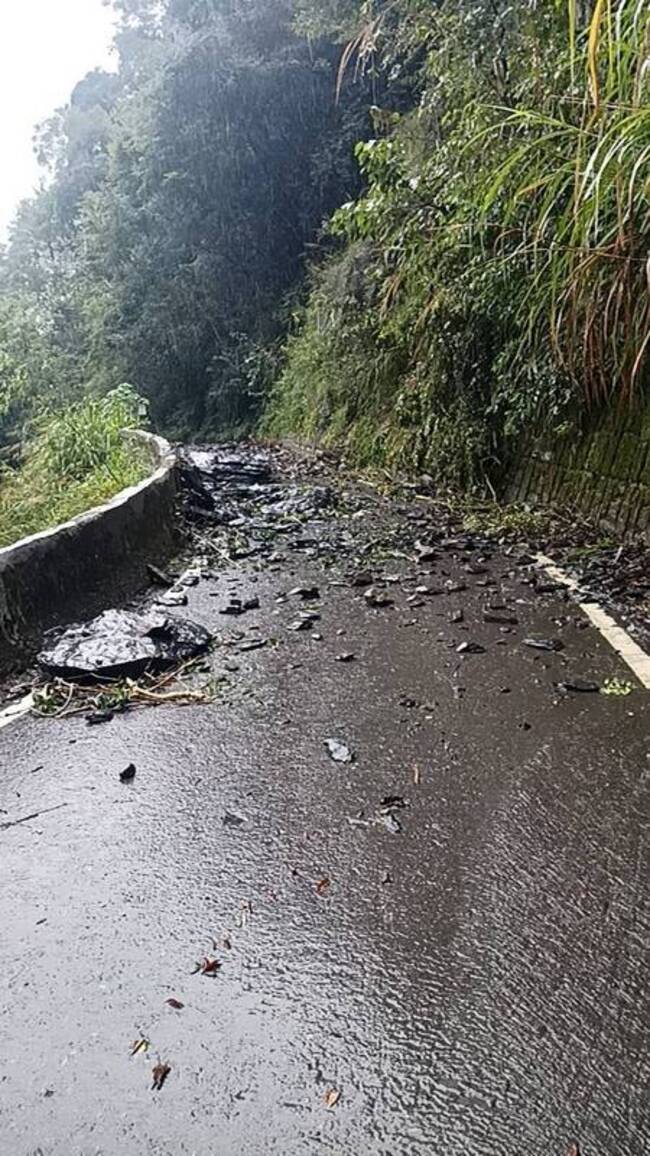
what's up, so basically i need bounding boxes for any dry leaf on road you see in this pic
[151,1062,171,1091]
[325,1088,341,1109]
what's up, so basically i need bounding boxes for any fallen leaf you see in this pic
[601,677,633,696]
[316,877,330,896]
[565,1145,580,1156]
[201,957,221,975]
[151,1062,171,1091]
[130,1038,150,1056]
[413,765,421,785]
[166,998,184,1010]
[325,1087,341,1109]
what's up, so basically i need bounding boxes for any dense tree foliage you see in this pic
[0,0,648,496]
[267,0,650,488]
[0,0,374,443]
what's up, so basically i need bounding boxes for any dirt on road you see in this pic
[1,446,649,1156]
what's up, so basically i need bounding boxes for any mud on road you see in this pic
[1,446,649,1156]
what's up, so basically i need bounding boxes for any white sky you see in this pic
[0,0,116,237]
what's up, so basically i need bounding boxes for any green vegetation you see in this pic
[0,1,648,502]
[267,0,650,487]
[0,386,149,546]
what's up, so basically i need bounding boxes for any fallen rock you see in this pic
[38,609,211,679]
[557,678,600,693]
[523,637,565,652]
[324,738,355,763]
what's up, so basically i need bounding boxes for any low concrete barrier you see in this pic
[0,431,179,671]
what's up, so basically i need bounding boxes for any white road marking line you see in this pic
[0,692,34,731]
[536,553,650,690]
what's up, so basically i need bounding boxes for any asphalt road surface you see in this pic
[1,451,649,1156]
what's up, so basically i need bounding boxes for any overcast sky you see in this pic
[0,0,116,238]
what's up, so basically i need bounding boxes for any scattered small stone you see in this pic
[120,763,136,782]
[557,678,600,693]
[335,652,356,663]
[223,812,246,827]
[535,580,562,595]
[364,587,393,608]
[349,570,374,587]
[288,586,320,600]
[86,709,115,726]
[324,738,355,763]
[155,589,189,607]
[523,637,565,652]
[414,541,438,562]
[288,612,321,632]
[380,811,402,834]
[147,563,175,587]
[456,641,486,654]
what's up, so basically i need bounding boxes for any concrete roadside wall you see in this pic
[509,396,650,540]
[0,432,179,672]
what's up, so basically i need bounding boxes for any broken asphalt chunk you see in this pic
[335,652,356,663]
[119,763,136,783]
[38,609,211,680]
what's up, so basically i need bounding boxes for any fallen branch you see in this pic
[1,802,67,831]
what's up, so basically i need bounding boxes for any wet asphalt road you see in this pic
[1,464,650,1156]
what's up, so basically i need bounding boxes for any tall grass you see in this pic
[0,385,151,547]
[477,0,650,404]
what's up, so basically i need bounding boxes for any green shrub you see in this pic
[0,385,150,547]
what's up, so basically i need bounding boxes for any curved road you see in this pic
[1,455,649,1155]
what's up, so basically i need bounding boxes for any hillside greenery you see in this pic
[0,0,648,510]
[266,0,650,488]
[0,385,149,546]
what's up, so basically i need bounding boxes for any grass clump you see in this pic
[0,385,151,547]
